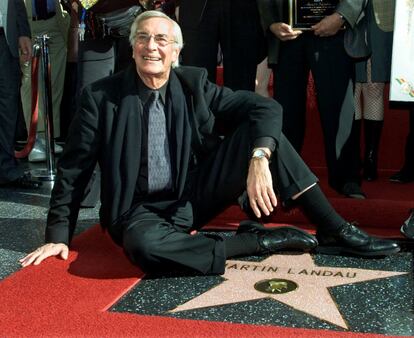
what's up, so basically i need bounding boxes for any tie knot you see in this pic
[150,91,159,102]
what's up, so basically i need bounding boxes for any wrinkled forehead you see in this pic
[137,17,174,35]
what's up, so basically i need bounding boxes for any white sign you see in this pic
[390,0,414,102]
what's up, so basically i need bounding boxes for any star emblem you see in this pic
[169,254,406,329]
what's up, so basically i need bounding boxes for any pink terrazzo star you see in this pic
[170,253,407,329]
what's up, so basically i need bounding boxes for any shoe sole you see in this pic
[314,245,401,257]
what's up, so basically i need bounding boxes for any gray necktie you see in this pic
[146,91,172,193]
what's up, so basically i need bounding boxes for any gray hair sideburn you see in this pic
[129,10,183,68]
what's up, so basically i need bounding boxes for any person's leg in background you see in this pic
[220,0,265,91]
[0,35,25,184]
[76,38,115,92]
[59,1,79,141]
[272,35,309,153]
[180,0,220,83]
[389,105,414,183]
[310,32,364,198]
[357,60,385,181]
[20,15,68,162]
[355,1,394,182]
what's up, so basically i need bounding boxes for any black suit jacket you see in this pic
[46,65,283,245]
[5,0,31,57]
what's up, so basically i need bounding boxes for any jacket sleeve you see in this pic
[257,0,283,32]
[202,72,283,147]
[337,0,366,28]
[45,86,101,245]
[15,0,31,38]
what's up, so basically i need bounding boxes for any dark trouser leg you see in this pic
[191,124,318,227]
[180,1,220,83]
[363,119,383,181]
[339,118,362,183]
[0,37,24,183]
[309,33,358,189]
[121,201,226,275]
[273,37,309,152]
[220,0,264,91]
[77,38,115,94]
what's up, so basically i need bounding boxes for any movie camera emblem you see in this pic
[254,279,298,294]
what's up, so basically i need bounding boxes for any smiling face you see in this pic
[132,17,180,89]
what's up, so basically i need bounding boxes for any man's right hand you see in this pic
[269,22,302,41]
[19,243,69,267]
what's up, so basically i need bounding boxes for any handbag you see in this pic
[95,5,143,38]
[344,0,371,59]
[344,14,371,58]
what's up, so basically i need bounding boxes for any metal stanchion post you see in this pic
[31,34,56,182]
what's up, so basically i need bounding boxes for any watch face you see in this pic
[252,149,266,158]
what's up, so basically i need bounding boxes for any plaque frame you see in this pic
[288,0,339,30]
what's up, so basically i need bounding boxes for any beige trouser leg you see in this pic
[20,16,67,138]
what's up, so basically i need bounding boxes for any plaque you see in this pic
[289,0,339,30]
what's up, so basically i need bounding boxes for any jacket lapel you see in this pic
[109,66,143,219]
[168,71,192,197]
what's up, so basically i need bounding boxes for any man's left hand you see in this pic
[311,13,344,37]
[246,157,277,218]
[18,36,32,63]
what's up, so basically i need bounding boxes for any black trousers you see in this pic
[180,0,265,91]
[0,35,24,183]
[120,123,317,275]
[272,32,359,189]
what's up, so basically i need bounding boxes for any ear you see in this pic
[171,46,180,63]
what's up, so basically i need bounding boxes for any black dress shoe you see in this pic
[339,182,366,199]
[401,209,414,239]
[0,173,42,189]
[389,170,414,184]
[237,220,318,254]
[316,222,400,257]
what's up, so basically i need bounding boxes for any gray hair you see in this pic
[129,10,183,68]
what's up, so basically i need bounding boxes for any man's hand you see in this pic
[18,36,32,63]
[19,243,69,267]
[312,13,344,37]
[269,22,302,41]
[246,156,277,218]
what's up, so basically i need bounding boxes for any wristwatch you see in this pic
[251,148,270,161]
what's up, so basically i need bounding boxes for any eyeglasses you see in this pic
[135,32,176,47]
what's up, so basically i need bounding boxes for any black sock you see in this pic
[224,232,258,258]
[296,184,346,232]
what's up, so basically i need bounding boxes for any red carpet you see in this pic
[0,226,398,338]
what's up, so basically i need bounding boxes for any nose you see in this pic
[145,35,157,49]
